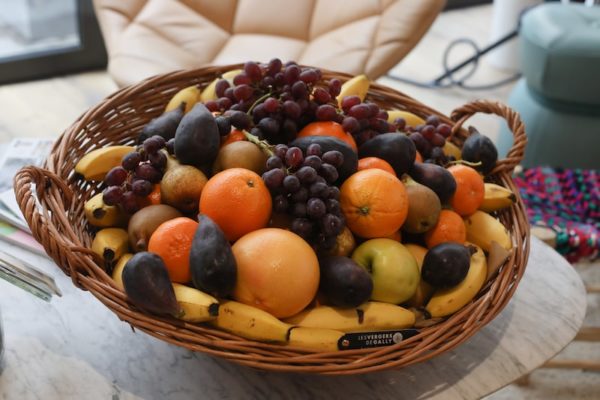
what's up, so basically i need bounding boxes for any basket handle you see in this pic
[450,100,527,175]
[13,165,95,288]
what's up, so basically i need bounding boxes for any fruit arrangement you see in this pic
[11,60,528,374]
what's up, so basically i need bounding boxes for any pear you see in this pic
[402,180,441,234]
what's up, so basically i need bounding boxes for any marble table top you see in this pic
[0,236,586,400]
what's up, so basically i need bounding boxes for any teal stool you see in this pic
[497,3,600,169]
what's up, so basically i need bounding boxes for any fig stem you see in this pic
[242,130,274,157]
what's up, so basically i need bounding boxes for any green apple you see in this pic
[351,238,420,304]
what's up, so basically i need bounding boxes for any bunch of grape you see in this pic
[102,136,171,213]
[338,95,396,147]
[205,59,343,144]
[261,143,345,251]
[405,116,455,166]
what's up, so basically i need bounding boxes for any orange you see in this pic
[415,151,423,163]
[447,165,485,216]
[199,168,271,241]
[385,230,402,242]
[147,184,161,205]
[340,169,409,238]
[148,217,198,283]
[221,129,246,147]
[232,228,320,318]
[297,121,358,152]
[424,209,466,248]
[357,157,396,176]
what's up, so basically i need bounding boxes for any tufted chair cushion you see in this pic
[93,0,445,87]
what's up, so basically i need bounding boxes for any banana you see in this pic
[111,253,133,291]
[91,228,129,264]
[172,283,219,323]
[283,302,415,333]
[443,141,462,160]
[426,243,487,317]
[84,193,127,227]
[75,146,135,181]
[285,327,344,352]
[479,183,516,213]
[199,69,242,102]
[464,211,512,252]
[165,85,201,114]
[208,300,292,343]
[337,74,370,106]
[405,244,434,308]
[386,109,426,127]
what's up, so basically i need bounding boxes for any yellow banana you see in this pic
[479,183,516,213]
[75,146,135,181]
[285,327,344,352]
[284,302,415,333]
[464,211,512,252]
[111,253,133,291]
[209,300,292,343]
[405,244,434,308]
[426,243,487,317]
[172,283,219,322]
[442,141,462,160]
[386,109,425,127]
[84,193,127,228]
[165,85,201,113]
[91,228,129,264]
[199,69,242,102]
[337,74,370,106]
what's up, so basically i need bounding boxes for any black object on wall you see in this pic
[445,0,493,10]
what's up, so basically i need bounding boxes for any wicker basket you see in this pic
[14,64,530,375]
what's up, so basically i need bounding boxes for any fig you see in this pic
[289,136,357,183]
[190,215,237,298]
[138,102,185,144]
[319,256,373,308]
[409,162,456,204]
[358,133,416,176]
[421,243,471,287]
[122,252,182,316]
[174,103,220,169]
[128,205,183,252]
[461,128,498,175]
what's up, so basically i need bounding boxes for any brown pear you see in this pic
[212,141,267,175]
[402,181,441,234]
[128,205,182,252]
[160,165,208,213]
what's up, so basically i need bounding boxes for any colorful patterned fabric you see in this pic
[513,167,600,263]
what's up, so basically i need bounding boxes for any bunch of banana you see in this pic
[283,302,415,332]
[209,300,293,343]
[464,210,512,252]
[165,85,201,114]
[479,183,516,213]
[111,253,132,291]
[285,327,345,352]
[386,109,425,128]
[426,244,487,318]
[91,228,129,263]
[75,146,135,181]
[172,283,219,323]
[84,193,127,227]
[337,74,370,107]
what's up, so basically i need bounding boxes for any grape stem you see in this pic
[242,130,274,157]
[445,159,483,168]
[247,92,273,115]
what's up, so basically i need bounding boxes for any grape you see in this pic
[274,144,288,159]
[291,81,308,99]
[166,138,175,155]
[262,168,285,190]
[218,97,232,110]
[252,103,268,122]
[321,213,343,236]
[299,69,319,84]
[102,186,123,206]
[315,104,337,121]
[431,133,446,147]
[132,179,153,196]
[282,100,301,119]
[306,143,322,157]
[263,97,280,113]
[273,194,289,213]
[414,124,426,132]
[284,65,301,84]
[320,163,339,183]
[143,137,163,154]
[233,73,251,85]
[266,155,283,170]
[257,117,279,136]
[348,104,370,119]
[281,119,297,140]
[148,151,167,169]
[342,116,360,133]
[135,163,161,183]
[291,218,313,239]
[105,166,128,186]
[303,155,322,170]
[329,186,340,200]
[283,175,301,193]
[205,100,219,112]
[410,132,428,152]
[215,116,231,136]
[274,72,285,86]
[326,199,341,214]
[122,152,141,171]
[291,186,308,203]
[121,191,140,214]
[262,76,275,88]
[267,58,282,75]
[230,111,251,130]
[317,234,337,250]
[421,125,435,140]
[215,79,230,98]
[377,110,389,120]
[296,166,317,184]
[430,147,445,160]
[309,181,329,198]
[394,117,407,131]
[312,87,331,104]
[341,95,361,112]
[244,61,262,81]
[292,202,307,218]
[426,115,440,127]
[437,123,452,138]
[328,79,342,97]
[285,147,304,168]
[307,198,326,219]
[366,103,380,118]
[233,84,253,101]
[322,151,344,168]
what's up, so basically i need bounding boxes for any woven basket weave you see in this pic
[14,64,530,375]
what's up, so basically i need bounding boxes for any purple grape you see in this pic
[409,132,429,152]
[291,81,308,99]
[377,110,389,120]
[285,147,304,168]
[230,111,251,130]
[431,133,446,147]
[135,163,161,183]
[233,84,253,101]
[299,69,319,84]
[341,95,361,112]
[131,179,153,196]
[321,213,343,237]
[263,97,280,113]
[284,65,301,84]
[307,198,326,219]
[437,123,452,138]
[122,152,141,171]
[102,186,123,206]
[267,58,282,75]
[205,100,219,112]
[306,143,322,157]
[105,166,128,186]
[148,151,167,169]
[274,144,288,159]
[291,218,313,239]
[143,137,163,155]
[325,199,341,214]
[257,117,279,136]
[266,155,283,170]
[262,76,275,87]
[121,191,140,214]
[394,117,407,131]
[281,119,297,139]
[426,115,440,127]
[348,104,370,119]
[328,79,342,97]
[322,151,343,168]
[216,116,232,136]
[273,194,289,213]
[252,103,268,122]
[296,166,317,184]
[366,103,380,118]
[309,182,329,198]
[342,116,360,133]
[291,186,308,203]
[166,139,175,155]
[315,104,337,121]
[421,125,435,140]
[244,61,262,81]
[303,155,322,170]
[320,163,339,183]
[262,168,285,190]
[215,79,230,98]
[218,97,232,110]
[292,202,307,218]
[282,100,301,119]
[274,72,285,86]
[283,175,301,193]
[313,87,332,104]
[233,73,251,86]
[329,186,340,200]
